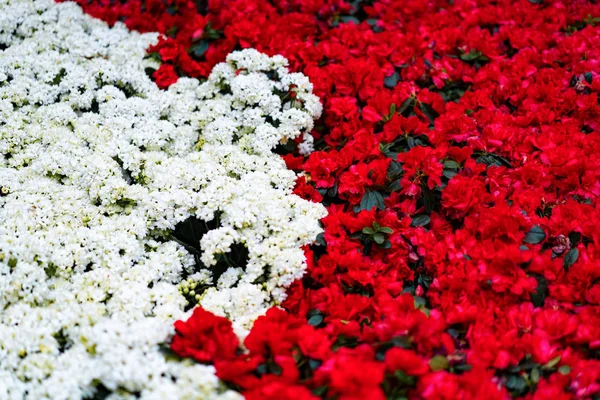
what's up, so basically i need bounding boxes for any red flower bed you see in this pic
[67,0,600,397]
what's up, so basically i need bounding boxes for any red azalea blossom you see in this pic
[171,307,239,363]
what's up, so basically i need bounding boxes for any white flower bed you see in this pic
[0,0,325,398]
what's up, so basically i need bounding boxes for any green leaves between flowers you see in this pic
[358,190,385,211]
[524,225,546,244]
[563,248,579,270]
[459,49,490,69]
[170,213,249,288]
[504,375,528,395]
[190,40,209,59]
[384,71,400,88]
[382,103,397,122]
[380,134,431,158]
[397,97,414,115]
[256,359,282,376]
[421,183,439,213]
[460,49,484,61]
[496,355,570,396]
[386,161,403,192]
[307,309,325,327]
[202,21,222,40]
[443,159,460,179]
[419,102,439,125]
[362,222,393,247]
[382,370,416,400]
[529,274,548,308]
[411,214,430,227]
[558,365,571,375]
[443,160,459,169]
[543,355,561,369]
[438,80,470,103]
[474,151,512,168]
[429,355,449,371]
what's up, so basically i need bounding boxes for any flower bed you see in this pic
[2,0,600,399]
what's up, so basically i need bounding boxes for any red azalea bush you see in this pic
[66,0,600,397]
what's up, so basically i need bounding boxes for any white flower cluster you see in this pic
[0,0,325,399]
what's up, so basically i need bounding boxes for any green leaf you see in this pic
[564,248,579,270]
[568,231,581,246]
[453,364,472,372]
[380,142,395,158]
[307,309,325,327]
[411,214,430,227]
[491,153,512,167]
[530,274,548,308]
[558,365,571,375]
[429,355,449,371]
[476,153,512,168]
[362,227,375,235]
[50,68,67,86]
[373,233,385,244]
[340,16,360,24]
[359,191,385,211]
[530,367,540,383]
[315,232,326,246]
[505,375,528,394]
[270,362,282,376]
[190,40,209,58]
[544,355,561,369]
[203,22,222,40]
[524,225,546,244]
[378,227,394,234]
[397,97,414,115]
[443,160,459,169]
[443,170,457,179]
[312,386,328,396]
[144,67,157,81]
[308,358,322,370]
[308,314,324,327]
[422,183,437,213]
[414,296,427,308]
[460,49,483,62]
[387,179,402,192]
[384,71,400,89]
[419,102,439,124]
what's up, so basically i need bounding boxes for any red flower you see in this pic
[171,307,239,363]
[385,347,430,376]
[313,346,386,400]
[152,63,179,89]
[302,151,339,188]
[245,382,318,400]
[293,175,323,203]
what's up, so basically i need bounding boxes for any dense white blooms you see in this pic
[0,0,325,398]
